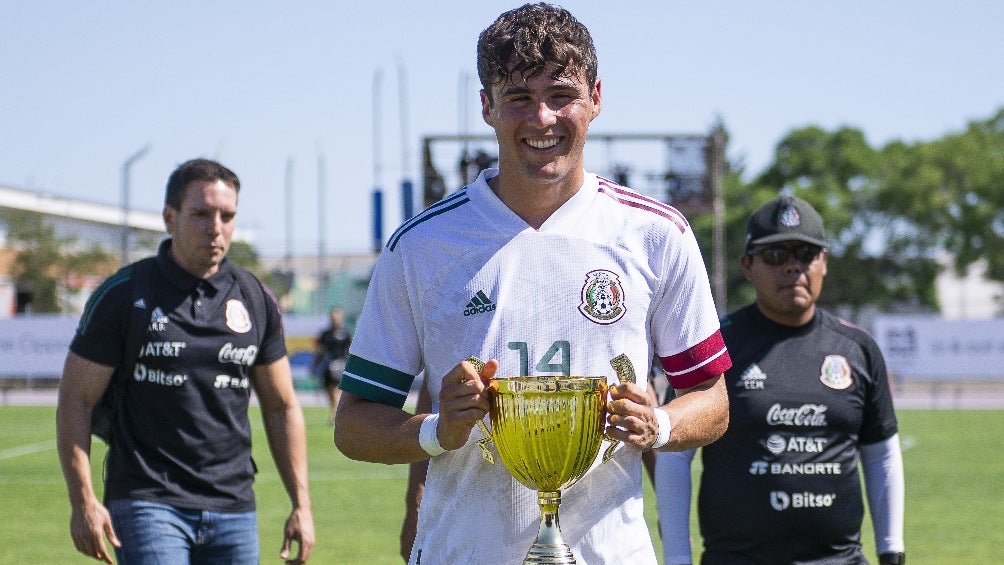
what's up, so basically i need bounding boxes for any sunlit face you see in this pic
[741,241,828,326]
[163,179,237,278]
[481,65,602,192]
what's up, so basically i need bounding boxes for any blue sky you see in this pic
[3,1,1002,257]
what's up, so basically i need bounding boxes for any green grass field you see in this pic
[1,406,1000,564]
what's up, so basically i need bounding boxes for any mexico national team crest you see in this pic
[226,299,253,334]
[578,269,626,325]
[779,204,802,227]
[819,354,852,390]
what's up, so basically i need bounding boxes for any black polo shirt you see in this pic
[697,305,898,564]
[71,240,286,513]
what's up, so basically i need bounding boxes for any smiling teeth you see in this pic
[527,138,559,149]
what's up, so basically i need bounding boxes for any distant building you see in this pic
[0,183,169,316]
[935,254,1003,319]
[0,182,371,319]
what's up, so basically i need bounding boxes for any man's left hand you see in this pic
[607,382,659,450]
[280,506,315,564]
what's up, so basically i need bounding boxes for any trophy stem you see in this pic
[524,490,576,564]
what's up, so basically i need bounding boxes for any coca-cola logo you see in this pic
[218,343,259,366]
[766,403,828,427]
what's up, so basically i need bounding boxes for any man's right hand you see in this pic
[436,359,497,450]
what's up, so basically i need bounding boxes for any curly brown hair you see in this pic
[477,3,597,103]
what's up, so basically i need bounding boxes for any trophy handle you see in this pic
[602,354,637,462]
[476,420,495,464]
[464,356,496,464]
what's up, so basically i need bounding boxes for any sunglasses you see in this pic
[748,244,822,266]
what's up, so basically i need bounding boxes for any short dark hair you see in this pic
[165,158,240,209]
[477,3,598,103]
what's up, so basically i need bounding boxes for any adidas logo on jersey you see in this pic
[148,306,170,332]
[741,363,767,390]
[463,290,496,316]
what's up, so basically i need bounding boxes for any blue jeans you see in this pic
[108,499,259,565]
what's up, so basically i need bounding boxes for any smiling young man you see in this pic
[656,195,906,565]
[478,29,601,228]
[335,4,731,564]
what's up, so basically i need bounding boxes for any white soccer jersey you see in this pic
[344,169,730,564]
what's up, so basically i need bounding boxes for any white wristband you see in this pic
[419,413,446,457]
[651,408,672,450]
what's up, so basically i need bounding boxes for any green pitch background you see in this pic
[1,406,1000,564]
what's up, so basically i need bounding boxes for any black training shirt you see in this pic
[71,240,286,513]
[697,305,898,564]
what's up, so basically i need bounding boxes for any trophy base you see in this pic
[523,492,576,564]
[524,544,576,565]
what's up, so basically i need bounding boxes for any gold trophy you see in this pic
[487,375,610,565]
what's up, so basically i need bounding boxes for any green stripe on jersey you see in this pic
[341,355,415,408]
[78,266,132,334]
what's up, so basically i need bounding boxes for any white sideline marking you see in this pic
[0,440,56,460]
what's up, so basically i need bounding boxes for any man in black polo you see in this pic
[656,195,906,565]
[56,159,314,564]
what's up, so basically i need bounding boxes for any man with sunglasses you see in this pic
[656,195,906,565]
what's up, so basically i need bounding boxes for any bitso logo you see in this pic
[464,291,496,316]
[133,363,187,387]
[578,269,626,325]
[770,490,837,511]
[770,491,790,511]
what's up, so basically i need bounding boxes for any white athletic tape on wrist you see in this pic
[651,408,672,450]
[419,413,446,457]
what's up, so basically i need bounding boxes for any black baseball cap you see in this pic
[745,195,827,250]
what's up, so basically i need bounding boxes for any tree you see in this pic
[753,125,942,316]
[879,108,1004,284]
[689,122,954,320]
[226,240,293,300]
[226,239,260,272]
[1,210,116,313]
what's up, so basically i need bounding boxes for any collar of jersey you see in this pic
[156,238,235,294]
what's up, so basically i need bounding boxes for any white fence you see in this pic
[0,315,328,381]
[873,315,1004,381]
[3,314,1002,383]
[0,316,77,379]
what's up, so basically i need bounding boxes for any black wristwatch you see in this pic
[879,551,905,564]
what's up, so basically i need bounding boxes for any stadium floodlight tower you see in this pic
[120,143,151,266]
